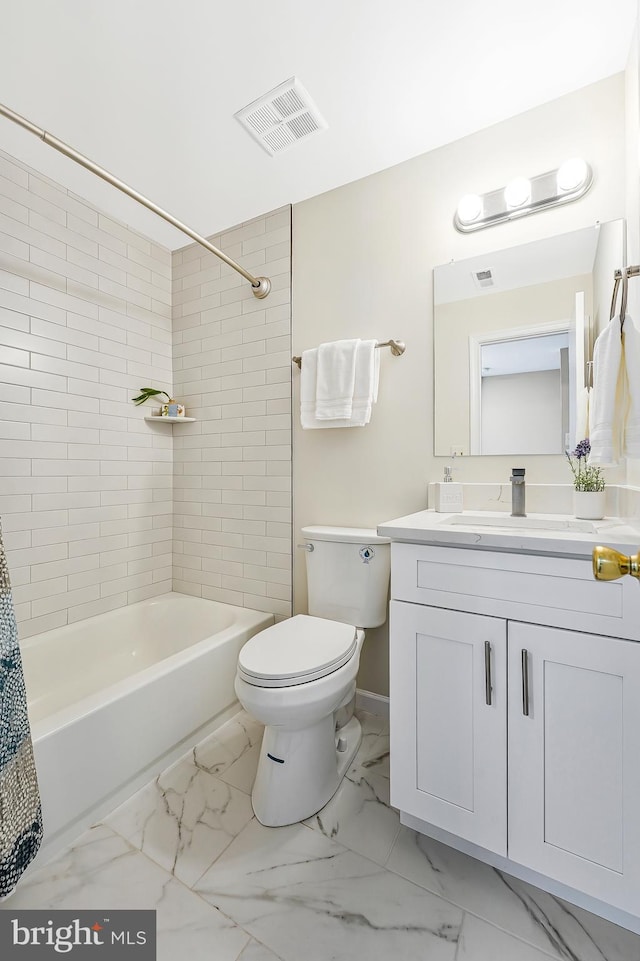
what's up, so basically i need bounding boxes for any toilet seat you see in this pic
[237,614,358,688]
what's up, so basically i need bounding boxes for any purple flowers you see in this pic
[566,437,605,492]
[572,438,591,460]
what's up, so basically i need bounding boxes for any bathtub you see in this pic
[20,592,273,857]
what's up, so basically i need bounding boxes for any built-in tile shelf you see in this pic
[144,416,196,424]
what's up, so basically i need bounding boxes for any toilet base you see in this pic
[251,715,362,827]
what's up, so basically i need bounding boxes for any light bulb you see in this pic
[504,177,531,209]
[557,158,588,192]
[457,194,483,225]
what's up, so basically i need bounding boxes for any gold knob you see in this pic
[592,545,640,580]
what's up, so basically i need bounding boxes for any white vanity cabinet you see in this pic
[388,539,640,922]
[507,620,640,915]
[391,601,508,855]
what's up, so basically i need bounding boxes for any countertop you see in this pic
[377,509,640,559]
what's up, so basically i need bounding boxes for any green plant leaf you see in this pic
[131,386,172,405]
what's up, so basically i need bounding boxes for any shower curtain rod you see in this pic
[0,102,271,299]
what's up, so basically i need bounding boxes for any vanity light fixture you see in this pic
[504,176,531,209]
[456,193,484,226]
[557,157,589,193]
[454,158,593,232]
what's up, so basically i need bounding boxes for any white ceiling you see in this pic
[0,1,636,250]
[434,222,610,304]
[481,333,569,377]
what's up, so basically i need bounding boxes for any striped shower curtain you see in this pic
[0,520,42,898]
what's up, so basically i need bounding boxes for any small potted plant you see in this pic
[131,387,184,417]
[566,438,606,519]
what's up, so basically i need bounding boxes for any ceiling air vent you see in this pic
[473,269,494,289]
[235,77,327,156]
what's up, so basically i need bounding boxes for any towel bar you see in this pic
[610,265,640,325]
[292,339,405,368]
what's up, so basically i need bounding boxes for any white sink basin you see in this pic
[440,513,601,533]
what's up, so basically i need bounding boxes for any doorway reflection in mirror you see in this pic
[433,220,625,457]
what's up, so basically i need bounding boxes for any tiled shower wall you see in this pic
[172,208,292,619]
[0,149,173,638]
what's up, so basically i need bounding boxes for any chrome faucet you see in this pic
[511,468,526,517]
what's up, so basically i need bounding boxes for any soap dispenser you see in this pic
[433,465,464,513]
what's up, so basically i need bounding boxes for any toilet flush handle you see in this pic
[296,543,314,552]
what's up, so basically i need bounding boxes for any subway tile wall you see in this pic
[172,208,292,619]
[0,148,173,637]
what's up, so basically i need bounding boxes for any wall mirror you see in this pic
[433,219,625,456]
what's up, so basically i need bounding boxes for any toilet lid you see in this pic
[238,614,358,686]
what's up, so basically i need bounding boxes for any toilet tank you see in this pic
[301,526,391,628]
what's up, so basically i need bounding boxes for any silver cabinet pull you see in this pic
[484,640,492,706]
[521,648,530,716]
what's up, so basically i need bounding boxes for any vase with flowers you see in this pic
[566,438,606,519]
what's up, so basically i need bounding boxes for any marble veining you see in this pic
[195,819,463,961]
[303,724,398,865]
[386,827,640,961]
[3,708,639,961]
[104,753,254,887]
[0,825,250,961]
[238,939,285,960]
[195,711,265,795]
[457,915,565,961]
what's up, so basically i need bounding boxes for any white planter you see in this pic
[574,490,606,520]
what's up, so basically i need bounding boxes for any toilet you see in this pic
[235,526,391,827]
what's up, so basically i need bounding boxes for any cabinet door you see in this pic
[390,601,507,855]
[508,621,640,914]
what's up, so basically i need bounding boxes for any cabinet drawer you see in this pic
[391,543,640,640]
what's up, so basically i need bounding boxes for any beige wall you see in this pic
[626,20,640,323]
[292,74,626,696]
[626,17,640,487]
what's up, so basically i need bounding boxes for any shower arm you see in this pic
[0,102,271,299]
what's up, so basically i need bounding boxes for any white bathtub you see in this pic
[20,592,273,856]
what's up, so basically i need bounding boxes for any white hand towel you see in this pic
[300,340,380,429]
[315,339,360,419]
[623,315,640,456]
[589,317,624,465]
[348,339,379,426]
[300,347,351,429]
[575,386,590,447]
[300,347,321,429]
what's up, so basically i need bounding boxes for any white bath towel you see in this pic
[300,347,347,429]
[348,339,379,426]
[300,340,380,429]
[300,347,321,429]
[575,386,590,447]
[315,339,360,419]
[623,315,640,457]
[589,316,624,465]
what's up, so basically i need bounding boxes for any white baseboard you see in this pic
[355,688,389,718]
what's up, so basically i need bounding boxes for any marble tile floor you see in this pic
[4,709,640,961]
